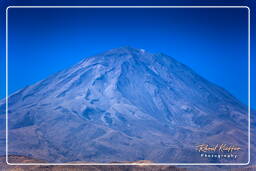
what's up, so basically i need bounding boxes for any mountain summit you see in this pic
[0,47,249,163]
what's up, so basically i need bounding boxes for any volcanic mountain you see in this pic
[0,47,249,163]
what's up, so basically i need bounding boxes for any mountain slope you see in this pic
[0,47,249,163]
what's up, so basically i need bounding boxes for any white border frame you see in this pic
[5,6,251,166]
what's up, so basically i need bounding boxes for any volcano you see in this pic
[0,47,249,163]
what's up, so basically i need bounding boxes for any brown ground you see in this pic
[0,155,187,171]
[0,155,255,171]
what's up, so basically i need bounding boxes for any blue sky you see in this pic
[0,3,253,108]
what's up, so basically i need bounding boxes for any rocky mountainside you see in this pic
[0,47,249,163]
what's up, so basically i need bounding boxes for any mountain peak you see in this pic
[3,47,249,163]
[111,46,144,51]
[101,46,148,56]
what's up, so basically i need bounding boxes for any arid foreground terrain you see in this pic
[0,155,256,171]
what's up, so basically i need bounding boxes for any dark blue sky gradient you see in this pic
[0,0,254,109]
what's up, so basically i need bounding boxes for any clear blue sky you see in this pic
[0,4,253,108]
